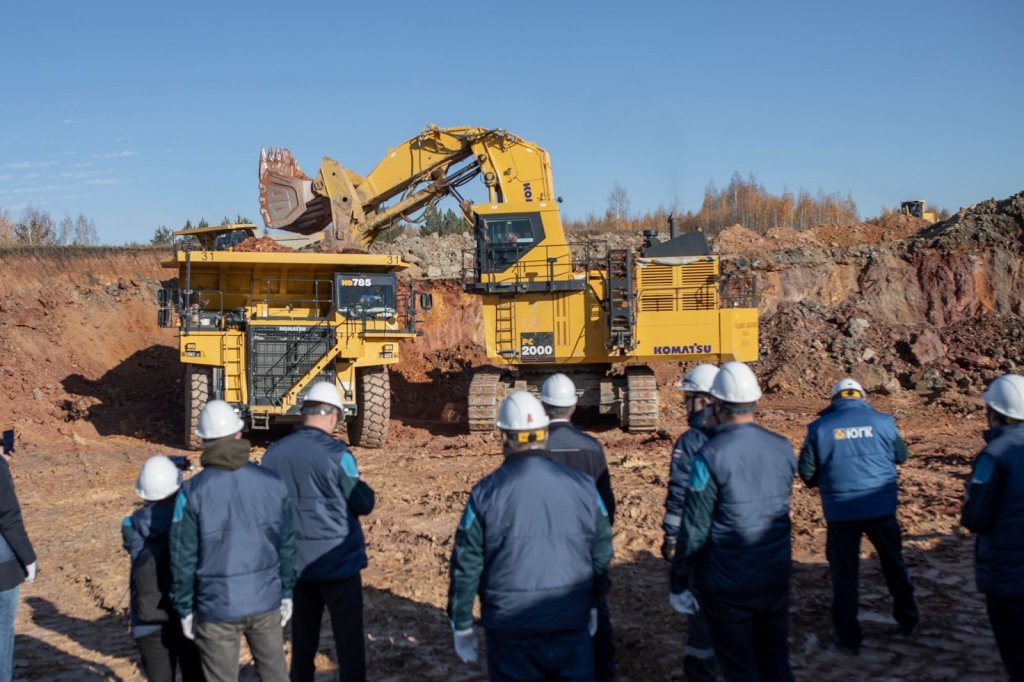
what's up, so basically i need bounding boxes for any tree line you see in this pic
[564,173,948,237]
[0,204,99,246]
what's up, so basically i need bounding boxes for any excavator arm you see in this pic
[258,125,555,247]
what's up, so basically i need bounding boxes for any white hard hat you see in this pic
[709,361,763,403]
[982,374,1024,420]
[195,400,245,441]
[540,373,578,407]
[303,381,344,411]
[830,378,865,400]
[496,391,550,431]
[677,364,720,393]
[135,456,182,501]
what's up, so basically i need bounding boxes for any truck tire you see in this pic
[348,366,390,448]
[184,364,212,450]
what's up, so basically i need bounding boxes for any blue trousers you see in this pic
[684,603,717,682]
[485,628,594,682]
[986,594,1024,682]
[826,515,919,648]
[593,596,614,682]
[701,586,794,682]
[0,585,18,682]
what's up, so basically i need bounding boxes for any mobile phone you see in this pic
[1,430,13,456]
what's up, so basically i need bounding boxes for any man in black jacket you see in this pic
[540,373,616,681]
[0,435,36,682]
[263,382,375,682]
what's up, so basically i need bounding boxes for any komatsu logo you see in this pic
[834,426,874,440]
[654,344,713,355]
[523,182,533,202]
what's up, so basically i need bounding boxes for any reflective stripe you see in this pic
[664,513,682,528]
[340,451,359,478]
[685,645,716,660]
[458,499,478,531]
[596,494,608,517]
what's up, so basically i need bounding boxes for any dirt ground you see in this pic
[5,191,1023,680]
[9,389,1006,681]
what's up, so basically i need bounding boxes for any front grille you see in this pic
[248,325,336,408]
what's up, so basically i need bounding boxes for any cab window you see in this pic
[476,213,545,273]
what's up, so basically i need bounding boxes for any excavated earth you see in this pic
[2,192,1023,680]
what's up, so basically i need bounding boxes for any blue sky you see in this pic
[1,0,1021,244]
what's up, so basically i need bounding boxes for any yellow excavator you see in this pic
[259,125,759,432]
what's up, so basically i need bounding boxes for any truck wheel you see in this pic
[349,366,390,448]
[184,364,212,450]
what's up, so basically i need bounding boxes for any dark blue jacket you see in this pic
[122,500,175,629]
[0,458,34,592]
[170,439,296,623]
[262,426,374,582]
[961,423,1024,597]
[664,409,710,535]
[671,423,796,596]
[800,399,907,522]
[546,421,616,523]
[447,452,614,635]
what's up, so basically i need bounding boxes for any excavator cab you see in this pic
[474,212,546,274]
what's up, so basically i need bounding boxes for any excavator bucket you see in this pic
[258,147,331,235]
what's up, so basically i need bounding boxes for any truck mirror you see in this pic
[419,293,433,312]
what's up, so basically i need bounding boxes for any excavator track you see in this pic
[623,366,658,433]
[467,369,509,432]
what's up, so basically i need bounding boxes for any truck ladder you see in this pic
[223,334,244,404]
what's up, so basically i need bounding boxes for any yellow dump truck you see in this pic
[159,225,430,449]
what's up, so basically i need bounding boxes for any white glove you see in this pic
[453,627,479,663]
[24,562,36,584]
[181,614,195,641]
[670,589,700,615]
[280,598,293,627]
[588,608,598,636]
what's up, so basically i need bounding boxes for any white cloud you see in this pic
[63,119,74,124]
[93,151,138,159]
[61,194,89,200]
[66,161,95,168]
[0,174,11,182]
[24,173,40,179]
[60,169,112,179]
[62,150,77,155]
[12,185,61,194]
[4,161,58,170]
[85,178,125,185]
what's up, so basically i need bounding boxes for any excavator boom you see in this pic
[258,126,555,247]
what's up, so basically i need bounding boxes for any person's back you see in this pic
[177,448,291,622]
[263,427,367,581]
[170,400,294,682]
[474,455,601,634]
[448,390,613,681]
[961,374,1024,681]
[696,422,796,595]
[804,398,901,522]
[261,382,374,682]
[546,422,616,519]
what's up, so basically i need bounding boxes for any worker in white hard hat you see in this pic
[539,373,616,682]
[122,456,204,682]
[799,377,918,655]
[962,373,1024,680]
[660,364,720,682]
[263,382,375,682]
[0,432,36,682]
[669,361,797,682]
[169,400,295,682]
[448,391,613,680]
